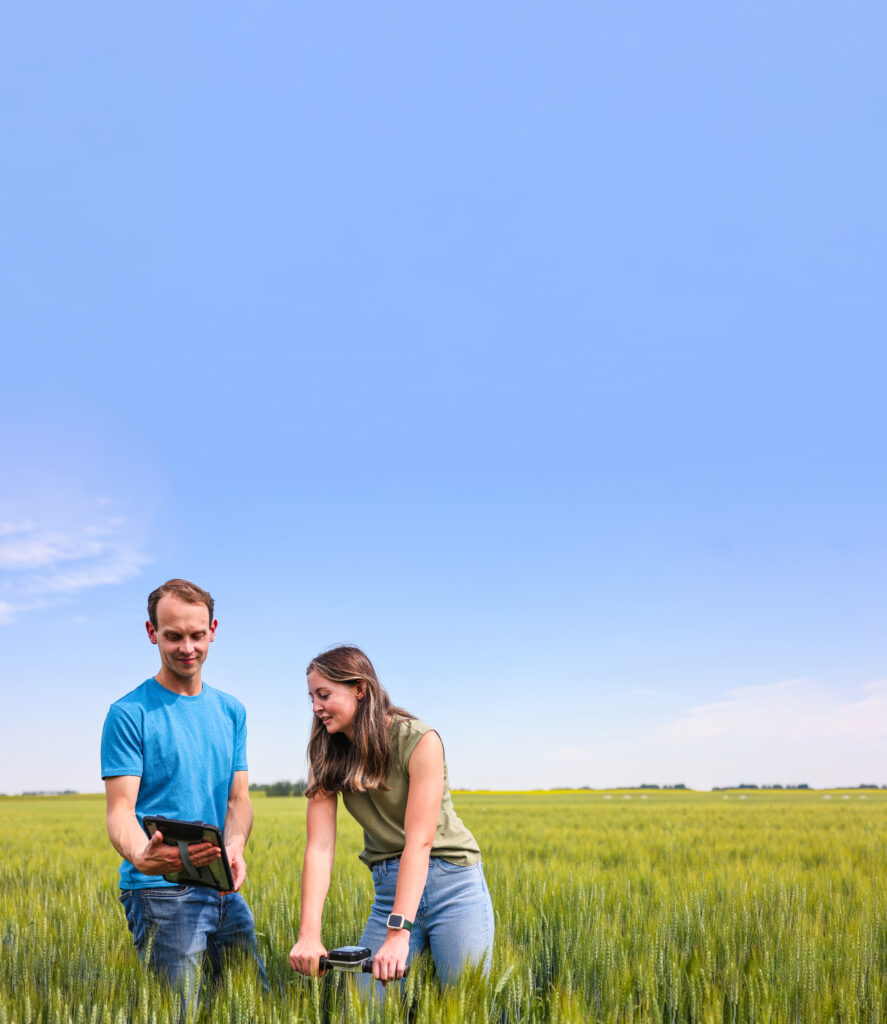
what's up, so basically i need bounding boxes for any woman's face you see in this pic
[307,670,363,741]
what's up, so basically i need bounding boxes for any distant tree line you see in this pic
[19,789,79,796]
[569,783,690,790]
[570,782,887,792]
[711,784,887,790]
[249,780,308,797]
[711,783,810,790]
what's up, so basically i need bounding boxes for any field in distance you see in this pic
[2,790,885,1023]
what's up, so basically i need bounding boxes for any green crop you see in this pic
[2,790,885,1023]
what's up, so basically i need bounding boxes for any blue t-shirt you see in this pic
[100,677,248,890]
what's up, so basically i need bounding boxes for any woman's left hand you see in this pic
[372,929,411,984]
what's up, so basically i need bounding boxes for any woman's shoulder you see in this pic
[389,717,437,768]
[390,716,433,740]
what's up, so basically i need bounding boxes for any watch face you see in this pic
[388,914,404,928]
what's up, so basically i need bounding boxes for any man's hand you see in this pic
[226,842,247,891]
[132,830,221,876]
[372,929,411,985]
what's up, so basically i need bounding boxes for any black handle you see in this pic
[318,957,409,977]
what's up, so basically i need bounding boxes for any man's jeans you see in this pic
[355,857,494,1002]
[120,885,267,999]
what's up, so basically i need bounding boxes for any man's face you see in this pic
[146,595,217,683]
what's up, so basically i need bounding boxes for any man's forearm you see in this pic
[224,794,254,852]
[107,808,150,865]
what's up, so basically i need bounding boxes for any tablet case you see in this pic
[142,815,235,891]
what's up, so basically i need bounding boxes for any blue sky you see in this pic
[1,3,885,793]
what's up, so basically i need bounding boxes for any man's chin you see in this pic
[171,660,202,678]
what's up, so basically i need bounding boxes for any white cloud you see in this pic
[0,520,36,538]
[0,512,149,623]
[0,535,105,570]
[663,678,887,743]
[829,681,887,740]
[512,679,887,791]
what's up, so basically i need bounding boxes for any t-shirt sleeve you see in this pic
[100,704,144,779]
[233,701,248,773]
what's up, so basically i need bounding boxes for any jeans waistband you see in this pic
[372,855,402,875]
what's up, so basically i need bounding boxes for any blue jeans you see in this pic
[119,885,267,1000]
[356,857,494,1001]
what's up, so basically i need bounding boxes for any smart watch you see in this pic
[386,913,413,932]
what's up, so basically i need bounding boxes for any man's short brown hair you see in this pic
[147,579,215,628]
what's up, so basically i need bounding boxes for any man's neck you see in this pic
[154,669,203,696]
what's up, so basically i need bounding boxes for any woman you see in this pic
[289,646,494,993]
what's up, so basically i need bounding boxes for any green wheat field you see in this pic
[2,790,886,1023]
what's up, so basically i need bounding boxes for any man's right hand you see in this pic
[289,936,329,976]
[132,830,221,876]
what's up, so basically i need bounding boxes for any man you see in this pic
[101,579,267,998]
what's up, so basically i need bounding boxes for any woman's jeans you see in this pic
[120,885,267,1002]
[356,857,494,1000]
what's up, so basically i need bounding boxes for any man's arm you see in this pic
[104,776,220,876]
[223,769,253,891]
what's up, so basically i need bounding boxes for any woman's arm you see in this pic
[289,783,338,976]
[372,730,445,983]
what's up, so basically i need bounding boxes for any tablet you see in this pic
[142,815,235,892]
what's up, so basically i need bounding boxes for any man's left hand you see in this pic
[226,843,247,891]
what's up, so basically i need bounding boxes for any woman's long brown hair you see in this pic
[306,646,414,797]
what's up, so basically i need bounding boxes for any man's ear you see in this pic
[146,621,158,645]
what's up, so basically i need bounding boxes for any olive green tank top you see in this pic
[342,718,481,868]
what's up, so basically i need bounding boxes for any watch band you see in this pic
[386,913,413,932]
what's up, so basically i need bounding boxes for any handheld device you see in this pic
[319,945,410,978]
[142,815,234,892]
[319,946,375,974]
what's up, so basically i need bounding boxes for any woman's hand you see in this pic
[289,935,329,976]
[372,929,411,984]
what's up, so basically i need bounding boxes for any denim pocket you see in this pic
[373,868,399,897]
[141,884,192,899]
[433,858,479,874]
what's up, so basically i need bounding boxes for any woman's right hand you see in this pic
[289,936,329,976]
